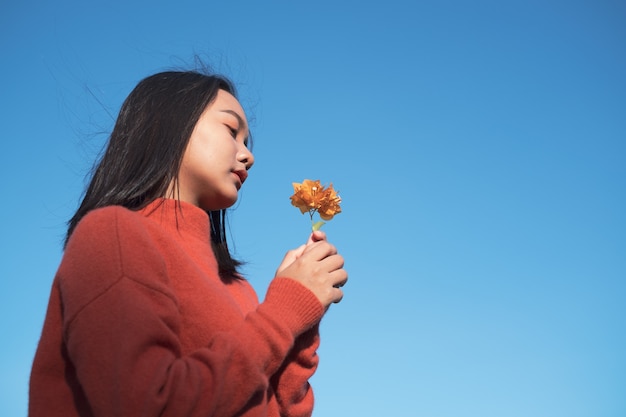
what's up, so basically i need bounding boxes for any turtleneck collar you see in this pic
[138,198,212,244]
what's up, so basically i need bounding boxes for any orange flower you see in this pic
[317,184,342,220]
[290,179,322,214]
[290,179,342,230]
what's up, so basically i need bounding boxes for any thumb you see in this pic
[307,230,327,245]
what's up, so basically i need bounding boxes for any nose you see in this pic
[237,143,254,170]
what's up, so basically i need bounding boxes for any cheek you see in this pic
[182,139,216,169]
[178,144,210,184]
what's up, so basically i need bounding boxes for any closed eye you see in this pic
[226,125,238,138]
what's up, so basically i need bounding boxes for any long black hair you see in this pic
[66,70,246,280]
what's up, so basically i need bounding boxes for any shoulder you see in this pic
[69,205,147,244]
[59,206,173,318]
[66,206,157,267]
[63,205,159,268]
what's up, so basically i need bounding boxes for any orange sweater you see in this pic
[29,199,324,417]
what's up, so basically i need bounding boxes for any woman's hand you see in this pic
[275,231,347,310]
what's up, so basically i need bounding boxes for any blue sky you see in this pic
[1,1,625,416]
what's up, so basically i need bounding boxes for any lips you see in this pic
[234,169,248,186]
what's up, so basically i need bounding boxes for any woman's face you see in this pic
[173,89,254,211]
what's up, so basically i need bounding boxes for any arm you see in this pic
[268,231,347,417]
[60,208,324,417]
[271,325,320,417]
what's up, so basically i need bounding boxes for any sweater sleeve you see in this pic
[271,324,321,417]
[59,207,324,417]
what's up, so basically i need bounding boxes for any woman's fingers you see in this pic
[327,262,348,289]
[302,240,337,261]
[277,233,330,275]
[275,244,306,276]
[275,238,347,310]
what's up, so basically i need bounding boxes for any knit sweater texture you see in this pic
[29,198,324,417]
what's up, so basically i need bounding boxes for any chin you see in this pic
[199,195,238,211]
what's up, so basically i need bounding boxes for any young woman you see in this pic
[29,70,347,417]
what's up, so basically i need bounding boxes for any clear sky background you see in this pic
[1,1,625,416]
